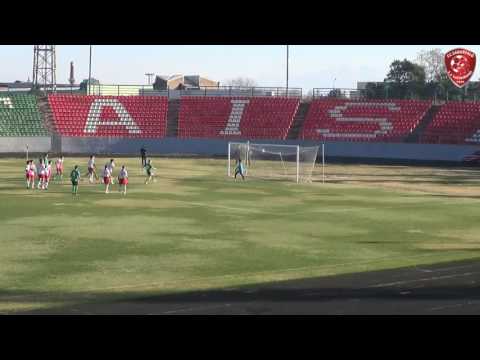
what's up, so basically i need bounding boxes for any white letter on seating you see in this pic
[84,99,141,134]
[0,97,13,109]
[317,102,399,139]
[220,99,250,136]
[465,129,480,143]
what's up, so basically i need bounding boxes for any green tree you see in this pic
[79,78,100,92]
[467,81,480,101]
[435,74,468,101]
[385,59,426,99]
[364,82,387,99]
[29,84,42,95]
[328,88,343,98]
[415,48,445,83]
[224,77,257,87]
[385,59,426,84]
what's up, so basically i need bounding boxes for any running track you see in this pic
[22,258,480,315]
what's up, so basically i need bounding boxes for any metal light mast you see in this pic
[88,45,92,95]
[286,45,289,94]
[32,45,57,93]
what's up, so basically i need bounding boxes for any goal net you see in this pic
[228,142,322,183]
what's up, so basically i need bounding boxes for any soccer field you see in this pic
[1,157,480,313]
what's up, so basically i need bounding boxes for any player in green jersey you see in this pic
[144,159,156,184]
[70,165,81,195]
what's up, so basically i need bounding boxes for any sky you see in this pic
[1,45,479,91]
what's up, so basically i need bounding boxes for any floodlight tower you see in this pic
[286,45,289,93]
[32,45,57,93]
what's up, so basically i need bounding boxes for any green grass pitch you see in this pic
[1,157,480,313]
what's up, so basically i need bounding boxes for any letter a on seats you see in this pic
[84,99,141,134]
[0,97,13,109]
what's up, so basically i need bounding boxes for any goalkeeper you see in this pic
[234,158,245,181]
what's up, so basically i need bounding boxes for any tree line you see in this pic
[362,49,480,102]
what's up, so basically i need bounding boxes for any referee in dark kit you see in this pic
[140,146,147,167]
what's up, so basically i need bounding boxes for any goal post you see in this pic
[322,142,325,184]
[228,142,231,176]
[228,142,322,183]
[296,145,300,184]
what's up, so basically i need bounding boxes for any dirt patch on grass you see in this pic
[149,179,203,195]
[94,198,190,209]
[325,179,480,198]
[215,188,270,195]
[177,238,241,251]
[418,243,480,251]
[4,190,65,197]
[311,164,480,198]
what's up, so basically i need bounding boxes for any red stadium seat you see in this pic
[178,96,299,140]
[300,99,432,142]
[48,95,168,138]
[421,102,480,144]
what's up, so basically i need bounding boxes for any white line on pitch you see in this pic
[429,303,464,312]
[416,263,480,274]
[429,301,480,312]
[368,272,476,288]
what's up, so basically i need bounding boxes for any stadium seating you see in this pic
[0,94,49,136]
[300,99,432,142]
[178,96,300,139]
[48,95,168,137]
[421,102,480,144]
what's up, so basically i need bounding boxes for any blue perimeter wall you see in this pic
[57,137,480,163]
[1,136,478,163]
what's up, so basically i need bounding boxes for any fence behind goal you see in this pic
[228,142,322,183]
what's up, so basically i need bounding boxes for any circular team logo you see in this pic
[445,48,476,88]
